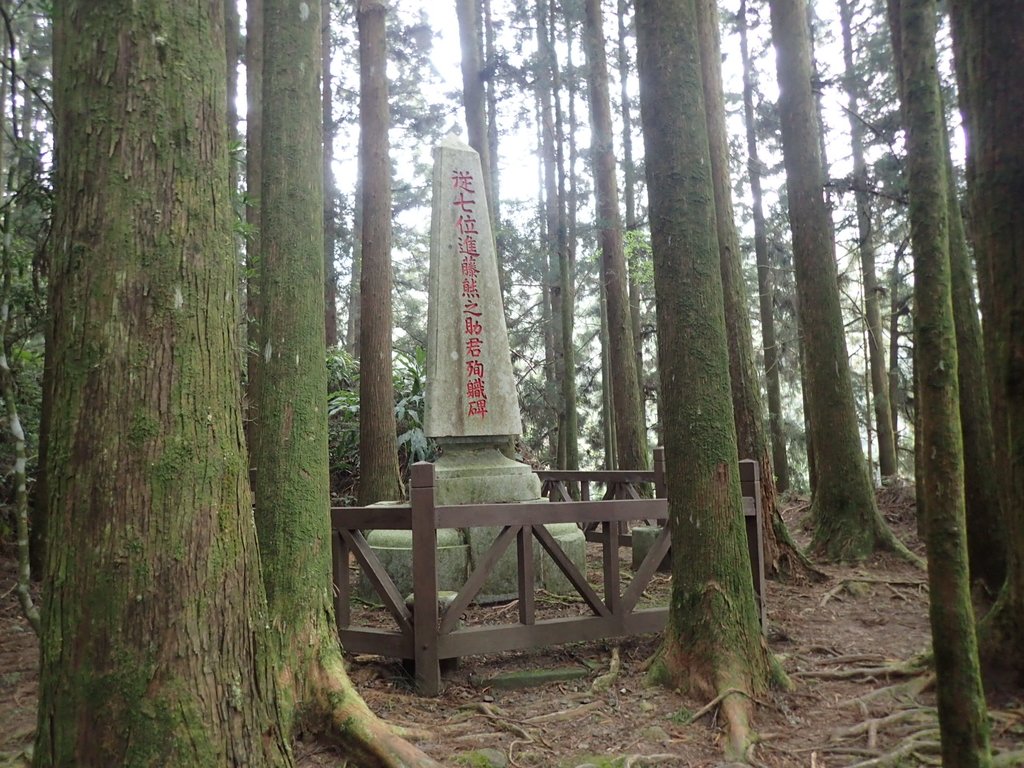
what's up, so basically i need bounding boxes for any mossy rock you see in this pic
[453,748,509,768]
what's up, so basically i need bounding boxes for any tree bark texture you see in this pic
[768,0,892,561]
[245,0,264,451]
[37,3,289,764]
[950,0,1024,683]
[256,0,332,652]
[357,0,403,505]
[323,0,339,348]
[945,133,1005,593]
[616,0,645,394]
[897,0,991,761]
[456,0,499,254]
[582,0,647,471]
[695,0,787,574]
[739,0,790,493]
[839,0,898,480]
[636,0,770,757]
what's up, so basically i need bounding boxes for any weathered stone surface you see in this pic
[630,525,671,572]
[538,523,588,596]
[356,528,468,603]
[425,135,521,440]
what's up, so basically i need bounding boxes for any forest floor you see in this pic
[2,487,1023,767]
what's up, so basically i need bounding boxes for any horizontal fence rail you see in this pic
[331,448,765,695]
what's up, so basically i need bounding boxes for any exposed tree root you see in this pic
[306,649,443,768]
[795,656,929,681]
[874,515,925,568]
[683,687,749,726]
[770,511,828,582]
[840,673,935,708]
[591,646,621,693]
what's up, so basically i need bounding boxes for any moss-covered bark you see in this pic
[768,0,898,562]
[356,0,403,505]
[695,0,808,578]
[950,0,1024,684]
[36,3,290,764]
[945,129,1005,593]
[636,0,771,758]
[895,0,991,763]
[254,4,438,764]
[582,0,647,471]
[738,0,790,495]
[244,0,264,454]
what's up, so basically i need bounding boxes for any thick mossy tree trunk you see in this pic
[36,3,289,764]
[245,0,264,450]
[950,0,1024,683]
[896,0,991,762]
[636,0,771,758]
[356,0,403,505]
[767,0,901,561]
[695,0,810,578]
[839,0,897,481]
[581,0,647,471]
[738,0,789,494]
[254,1,435,764]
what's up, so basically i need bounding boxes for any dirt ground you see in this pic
[2,489,1023,767]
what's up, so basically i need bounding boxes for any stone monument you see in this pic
[424,136,548,600]
[360,137,584,604]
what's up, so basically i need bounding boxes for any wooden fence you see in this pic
[331,448,765,695]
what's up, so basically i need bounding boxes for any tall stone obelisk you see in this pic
[426,137,543,600]
[425,136,542,504]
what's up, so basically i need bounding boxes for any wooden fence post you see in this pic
[739,459,767,628]
[411,461,441,695]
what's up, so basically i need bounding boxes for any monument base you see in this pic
[356,443,587,605]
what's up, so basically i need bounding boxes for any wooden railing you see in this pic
[331,449,765,696]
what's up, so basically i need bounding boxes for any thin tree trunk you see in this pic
[739,0,790,493]
[536,0,566,467]
[356,0,403,505]
[945,127,1005,593]
[768,0,903,561]
[895,0,991,761]
[323,0,339,348]
[550,0,578,472]
[617,0,644,393]
[582,0,647,470]
[456,0,498,249]
[347,173,363,356]
[839,0,897,479]
[696,0,795,576]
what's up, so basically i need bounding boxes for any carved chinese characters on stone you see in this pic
[425,137,522,439]
[451,168,490,419]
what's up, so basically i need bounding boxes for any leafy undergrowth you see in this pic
[2,488,1023,767]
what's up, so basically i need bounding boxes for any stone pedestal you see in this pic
[356,528,469,603]
[631,525,671,572]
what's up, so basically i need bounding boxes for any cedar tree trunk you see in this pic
[897,0,991,761]
[636,0,771,758]
[36,3,289,764]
